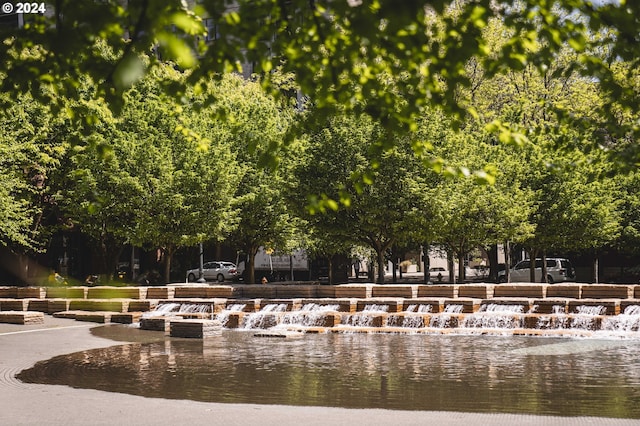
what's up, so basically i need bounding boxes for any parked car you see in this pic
[497,258,576,284]
[186,261,239,282]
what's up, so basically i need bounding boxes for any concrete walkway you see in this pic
[0,317,638,426]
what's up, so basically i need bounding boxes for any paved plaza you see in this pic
[0,317,638,426]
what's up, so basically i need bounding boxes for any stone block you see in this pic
[458,284,494,299]
[0,287,18,298]
[581,285,632,299]
[127,300,155,312]
[17,287,46,299]
[173,286,212,299]
[239,285,277,299]
[417,285,457,298]
[46,287,87,299]
[27,299,50,313]
[170,319,221,338]
[87,286,147,299]
[111,312,142,324]
[75,311,113,323]
[444,298,480,313]
[0,299,29,311]
[205,286,234,298]
[494,284,546,298]
[275,285,318,298]
[47,299,71,314]
[68,299,129,312]
[0,311,44,325]
[546,284,581,299]
[140,317,170,332]
[146,287,175,299]
[334,285,371,298]
[315,286,336,298]
[531,299,568,314]
[371,285,415,298]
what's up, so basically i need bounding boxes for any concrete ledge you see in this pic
[547,284,581,299]
[68,299,129,312]
[0,310,44,324]
[275,285,319,298]
[458,284,494,299]
[111,312,143,324]
[417,285,458,298]
[169,319,222,338]
[139,317,170,332]
[75,311,114,323]
[371,285,414,298]
[0,299,29,311]
[87,286,147,300]
[46,287,87,299]
[146,287,175,299]
[494,284,546,298]
[581,285,632,299]
[532,299,569,314]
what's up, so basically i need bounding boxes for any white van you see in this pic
[497,258,576,283]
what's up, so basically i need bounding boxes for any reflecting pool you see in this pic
[17,326,640,418]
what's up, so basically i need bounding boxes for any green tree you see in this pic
[295,114,427,283]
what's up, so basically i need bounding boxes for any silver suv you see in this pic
[497,258,575,284]
[186,261,239,282]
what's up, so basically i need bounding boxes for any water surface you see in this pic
[17,326,640,418]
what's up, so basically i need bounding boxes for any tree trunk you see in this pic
[392,258,397,283]
[376,248,386,284]
[448,251,455,283]
[163,246,174,284]
[593,251,599,284]
[458,251,465,283]
[423,244,430,284]
[247,245,259,284]
[504,241,511,283]
[528,248,538,282]
[541,252,548,283]
[328,255,334,285]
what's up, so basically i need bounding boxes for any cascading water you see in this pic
[216,304,247,327]
[280,303,341,327]
[142,302,212,319]
[570,305,606,330]
[343,304,389,327]
[601,305,640,333]
[241,303,289,329]
[461,304,524,329]
[429,304,464,328]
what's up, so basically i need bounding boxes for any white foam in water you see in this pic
[601,305,640,333]
[479,304,524,313]
[143,302,211,318]
[216,304,247,327]
[575,305,606,315]
[343,304,388,327]
[241,304,288,329]
[281,303,341,327]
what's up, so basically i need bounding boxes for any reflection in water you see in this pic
[16,326,640,418]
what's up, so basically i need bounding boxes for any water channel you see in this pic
[17,325,640,419]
